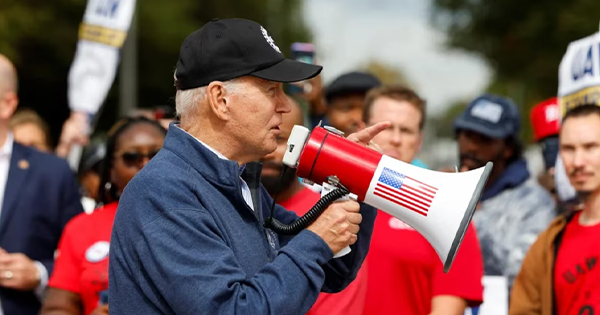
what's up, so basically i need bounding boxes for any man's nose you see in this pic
[459,134,477,152]
[276,90,291,113]
[139,156,152,168]
[572,150,585,168]
[391,128,402,145]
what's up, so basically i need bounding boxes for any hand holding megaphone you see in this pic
[306,199,362,257]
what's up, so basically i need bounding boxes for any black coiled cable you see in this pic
[263,166,350,235]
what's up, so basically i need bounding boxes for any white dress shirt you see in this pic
[0,132,48,315]
[0,132,12,223]
[177,126,254,211]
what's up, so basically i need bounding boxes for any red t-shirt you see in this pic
[48,202,118,315]
[279,186,368,315]
[554,211,600,315]
[364,211,484,315]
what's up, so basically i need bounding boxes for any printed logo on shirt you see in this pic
[388,217,414,231]
[562,256,597,284]
[266,230,277,249]
[85,241,110,263]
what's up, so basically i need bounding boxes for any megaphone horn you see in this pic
[269,125,493,273]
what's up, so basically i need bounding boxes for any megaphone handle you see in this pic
[321,182,357,259]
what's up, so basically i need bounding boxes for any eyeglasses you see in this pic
[117,151,160,166]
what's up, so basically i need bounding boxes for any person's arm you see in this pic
[40,161,86,284]
[508,234,545,315]
[506,196,555,290]
[128,206,348,315]
[40,288,83,315]
[274,200,377,293]
[430,296,467,315]
[40,218,84,315]
[431,223,484,314]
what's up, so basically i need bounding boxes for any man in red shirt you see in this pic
[260,96,368,315]
[510,104,600,315]
[361,85,485,315]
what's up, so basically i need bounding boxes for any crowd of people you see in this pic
[0,17,598,315]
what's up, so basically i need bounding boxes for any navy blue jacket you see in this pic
[0,142,84,315]
[109,124,377,315]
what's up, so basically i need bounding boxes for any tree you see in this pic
[429,100,467,139]
[360,60,413,87]
[430,0,600,143]
[1,0,311,144]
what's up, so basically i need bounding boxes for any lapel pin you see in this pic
[18,159,29,170]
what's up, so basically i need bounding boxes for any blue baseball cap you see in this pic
[453,94,521,139]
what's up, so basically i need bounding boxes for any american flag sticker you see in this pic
[374,167,438,217]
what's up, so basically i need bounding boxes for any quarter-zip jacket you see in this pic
[108,123,377,315]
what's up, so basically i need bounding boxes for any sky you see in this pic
[302,0,493,116]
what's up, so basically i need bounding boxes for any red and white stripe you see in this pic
[374,176,438,217]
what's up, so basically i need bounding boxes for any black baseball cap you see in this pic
[325,71,381,102]
[175,18,323,90]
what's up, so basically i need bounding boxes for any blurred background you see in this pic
[2,0,600,174]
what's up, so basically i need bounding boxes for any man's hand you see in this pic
[55,111,91,158]
[90,304,109,315]
[307,200,362,255]
[346,121,391,153]
[0,248,40,291]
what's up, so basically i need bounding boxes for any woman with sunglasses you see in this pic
[40,116,167,315]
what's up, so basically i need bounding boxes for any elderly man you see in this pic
[109,18,389,315]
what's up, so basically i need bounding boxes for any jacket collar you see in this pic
[0,141,31,238]
[481,158,530,201]
[163,123,243,188]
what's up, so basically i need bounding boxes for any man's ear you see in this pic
[206,82,231,121]
[0,91,18,120]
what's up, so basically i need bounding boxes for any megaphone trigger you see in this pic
[321,181,358,259]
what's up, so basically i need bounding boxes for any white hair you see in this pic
[174,71,246,120]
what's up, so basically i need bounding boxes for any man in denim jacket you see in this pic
[108,18,389,315]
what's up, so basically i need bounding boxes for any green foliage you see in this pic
[430,0,600,143]
[359,59,413,87]
[429,100,467,139]
[0,0,311,144]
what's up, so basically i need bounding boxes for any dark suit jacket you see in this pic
[0,142,84,315]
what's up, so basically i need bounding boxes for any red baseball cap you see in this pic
[530,97,560,142]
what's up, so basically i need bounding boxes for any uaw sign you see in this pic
[558,32,600,117]
[555,32,600,203]
[68,0,136,116]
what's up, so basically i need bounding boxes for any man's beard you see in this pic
[459,150,505,171]
[576,190,592,203]
[459,153,486,170]
[261,163,298,196]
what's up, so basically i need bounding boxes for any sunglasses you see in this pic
[117,151,160,166]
